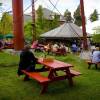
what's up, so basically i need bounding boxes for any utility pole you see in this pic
[12,0,24,50]
[80,0,88,50]
[32,0,36,41]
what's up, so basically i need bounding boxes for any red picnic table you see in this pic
[38,58,74,84]
[22,58,81,94]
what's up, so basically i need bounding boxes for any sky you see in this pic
[0,0,100,18]
[0,0,100,33]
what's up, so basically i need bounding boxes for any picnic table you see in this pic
[53,48,67,55]
[22,58,81,94]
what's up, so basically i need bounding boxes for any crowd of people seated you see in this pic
[44,42,68,55]
[31,40,82,55]
[31,40,100,61]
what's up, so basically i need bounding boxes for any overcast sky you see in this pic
[0,0,100,18]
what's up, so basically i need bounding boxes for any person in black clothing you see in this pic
[18,45,38,80]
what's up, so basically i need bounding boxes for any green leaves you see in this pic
[24,21,33,42]
[73,5,82,26]
[89,9,99,22]
[0,12,13,34]
[92,33,100,43]
[64,9,72,22]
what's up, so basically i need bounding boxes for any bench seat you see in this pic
[70,69,82,76]
[22,70,50,94]
[22,69,81,82]
[86,60,100,69]
[22,70,50,83]
[54,51,67,56]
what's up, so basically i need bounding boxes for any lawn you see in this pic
[0,51,100,100]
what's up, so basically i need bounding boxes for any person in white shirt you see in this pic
[92,47,100,63]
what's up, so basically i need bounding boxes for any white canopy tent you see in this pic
[86,20,100,34]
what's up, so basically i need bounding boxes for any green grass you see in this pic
[0,52,100,100]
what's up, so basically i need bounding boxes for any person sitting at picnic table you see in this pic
[18,45,47,81]
[17,45,38,80]
[31,40,38,49]
[52,43,59,52]
[91,47,100,63]
[59,43,67,55]
[44,43,51,54]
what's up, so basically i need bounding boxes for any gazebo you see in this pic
[40,23,90,41]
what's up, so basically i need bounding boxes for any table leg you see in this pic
[54,71,58,76]
[88,63,91,69]
[48,69,54,79]
[65,68,73,86]
[41,83,48,94]
[95,64,97,69]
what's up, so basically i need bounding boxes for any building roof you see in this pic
[24,8,65,22]
[40,22,90,38]
[42,8,65,21]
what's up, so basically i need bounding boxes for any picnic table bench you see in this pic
[22,70,81,94]
[53,48,67,56]
[86,60,100,69]
[22,70,50,94]
[21,58,81,94]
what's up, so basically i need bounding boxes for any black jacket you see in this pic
[18,50,37,75]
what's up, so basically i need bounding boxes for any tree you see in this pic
[89,9,99,22]
[73,5,82,26]
[24,21,33,42]
[24,21,44,42]
[64,9,72,22]
[36,5,60,34]
[0,12,13,34]
[92,34,100,44]
[36,5,44,29]
[51,14,60,29]
[36,5,48,36]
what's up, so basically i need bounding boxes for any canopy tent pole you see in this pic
[12,0,24,50]
[80,0,88,50]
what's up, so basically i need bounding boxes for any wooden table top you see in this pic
[38,58,73,69]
